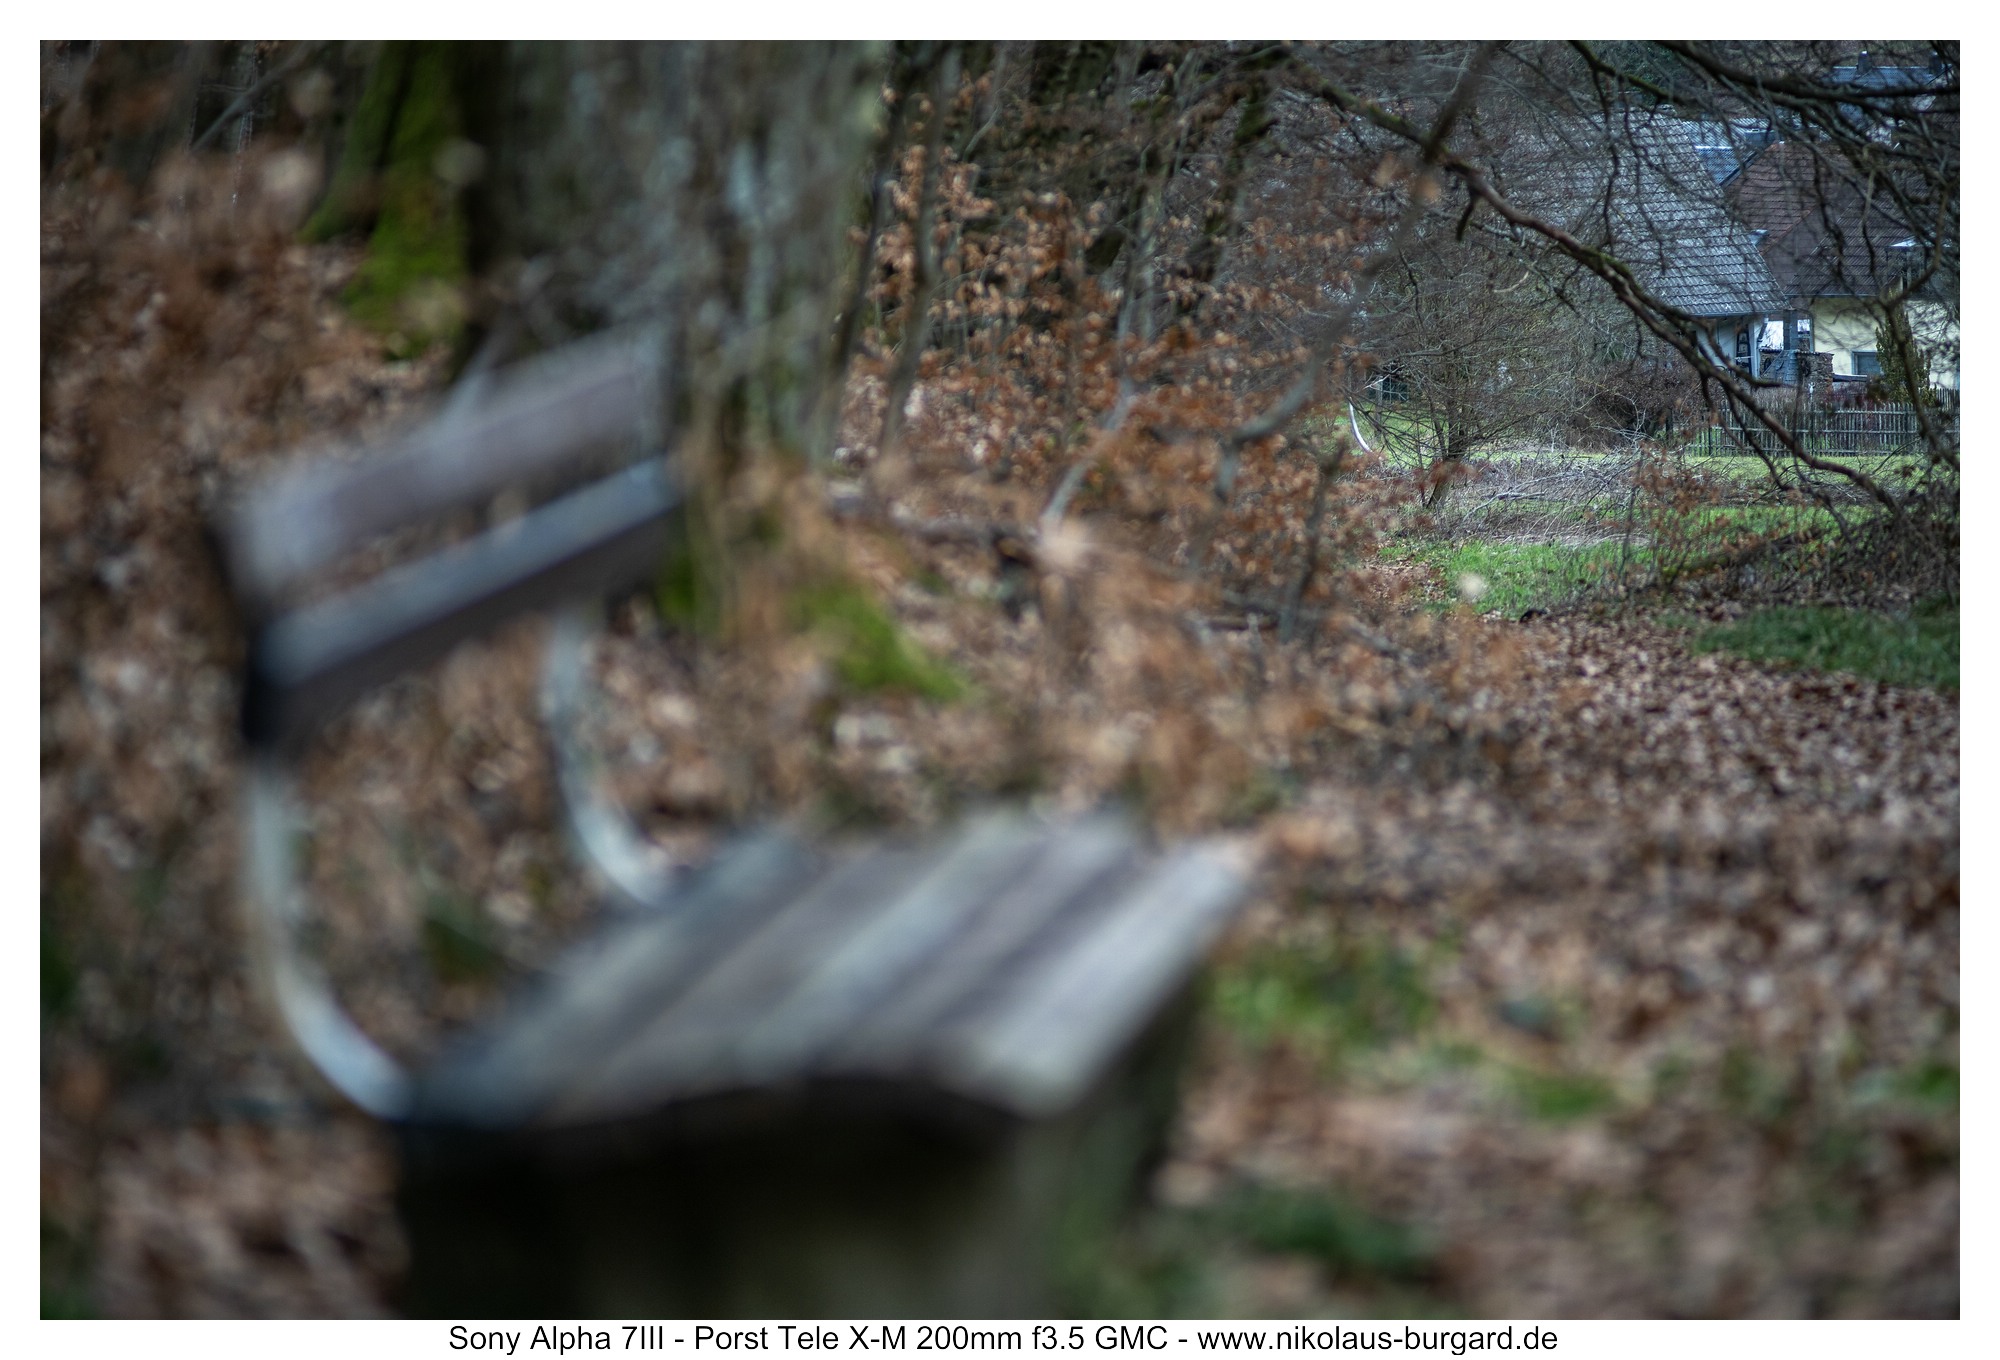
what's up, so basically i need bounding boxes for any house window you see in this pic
[1851,350,1882,377]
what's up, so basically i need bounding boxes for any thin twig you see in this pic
[1191,43,1501,572]
[878,45,961,463]
[191,43,314,153]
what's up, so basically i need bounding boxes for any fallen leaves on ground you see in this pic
[1161,615,1955,1318]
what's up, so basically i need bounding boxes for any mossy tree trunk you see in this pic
[457,43,881,621]
[304,42,475,356]
[309,42,884,621]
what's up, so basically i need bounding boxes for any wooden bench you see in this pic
[221,332,1251,1318]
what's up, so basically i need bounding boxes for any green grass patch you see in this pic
[1217,1185,1436,1282]
[41,857,88,1021]
[1676,448,1912,476]
[1210,934,1435,1070]
[654,537,720,637]
[1717,1045,1800,1127]
[1508,1068,1617,1123]
[1676,445,1942,487]
[1419,539,1631,616]
[793,581,966,701]
[659,551,968,702]
[420,889,503,984]
[1675,503,1836,536]
[1061,1184,1441,1318]
[1693,602,1957,690]
[42,1215,94,1318]
[1398,499,1841,615]
[1350,407,1434,464]
[42,925,77,1021]
[1854,1059,1960,1110]
[1897,1060,1959,1108]
[1219,766,1293,827]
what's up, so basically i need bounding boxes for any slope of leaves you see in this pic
[1154,615,1955,1318]
[40,108,1955,1321]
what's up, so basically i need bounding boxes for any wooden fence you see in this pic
[1693,403,1957,460]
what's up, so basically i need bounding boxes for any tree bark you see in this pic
[452,42,884,614]
[878,46,960,463]
[43,41,213,187]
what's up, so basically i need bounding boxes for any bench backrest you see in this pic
[225,329,673,750]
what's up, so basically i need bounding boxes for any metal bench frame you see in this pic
[230,329,682,1119]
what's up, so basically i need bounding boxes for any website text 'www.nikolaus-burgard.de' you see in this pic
[1196,1327,1558,1354]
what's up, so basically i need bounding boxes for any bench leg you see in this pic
[396,992,1198,1318]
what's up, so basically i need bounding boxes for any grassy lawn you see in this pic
[1690,599,1958,691]
[1671,448,1941,494]
[1342,405,1452,465]
[1405,528,1957,693]
[1394,496,1842,618]
[1414,539,1631,617]
[1676,503,1835,535]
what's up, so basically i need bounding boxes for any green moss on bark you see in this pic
[300,42,409,243]
[310,42,470,356]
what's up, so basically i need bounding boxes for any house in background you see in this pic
[1506,113,1793,386]
[1725,139,1958,395]
[1614,121,1795,385]
[1828,50,1951,132]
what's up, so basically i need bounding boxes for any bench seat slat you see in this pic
[411,814,1247,1130]
[730,816,1054,1082]
[544,837,968,1123]
[411,831,822,1128]
[931,845,1247,1116]
[821,817,1140,1070]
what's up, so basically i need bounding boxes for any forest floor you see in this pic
[1129,610,1956,1318]
[41,163,1958,1319]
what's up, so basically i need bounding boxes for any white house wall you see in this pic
[1810,297,1959,389]
[1812,299,1875,374]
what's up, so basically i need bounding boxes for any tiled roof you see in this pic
[1497,113,1788,319]
[1688,117,1777,186]
[1725,141,1923,306]
[1829,57,1945,93]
